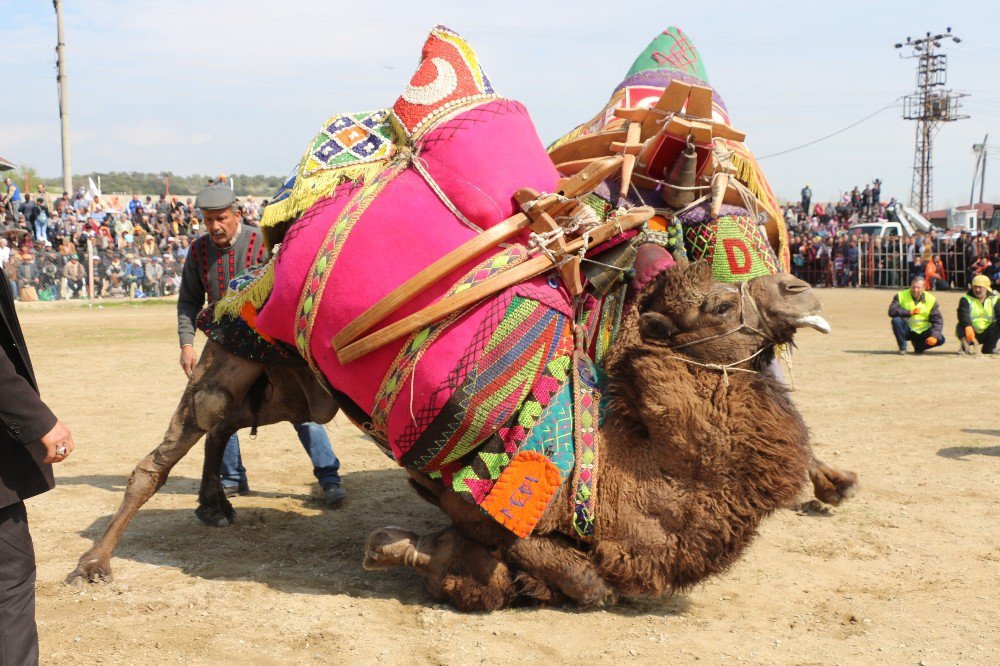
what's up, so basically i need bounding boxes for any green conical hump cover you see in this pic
[625,27,709,83]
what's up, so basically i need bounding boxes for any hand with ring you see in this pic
[39,421,75,463]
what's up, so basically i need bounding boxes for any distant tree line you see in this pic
[30,171,284,197]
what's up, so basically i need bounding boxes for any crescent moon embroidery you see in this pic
[401,57,458,106]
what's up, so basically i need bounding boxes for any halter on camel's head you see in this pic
[632,258,830,379]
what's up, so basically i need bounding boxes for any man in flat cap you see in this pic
[177,184,347,507]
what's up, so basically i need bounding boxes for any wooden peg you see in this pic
[711,172,730,217]
[514,188,583,295]
[616,121,643,199]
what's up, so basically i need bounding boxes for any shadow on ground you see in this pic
[67,466,696,616]
[961,428,1000,438]
[58,473,310,501]
[936,445,1000,460]
[843,350,909,355]
[71,468,446,603]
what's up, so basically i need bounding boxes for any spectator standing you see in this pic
[925,254,947,291]
[34,184,49,210]
[800,184,812,217]
[2,177,22,220]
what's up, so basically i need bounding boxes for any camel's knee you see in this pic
[363,527,437,572]
[126,462,166,497]
[808,459,859,506]
[193,387,231,430]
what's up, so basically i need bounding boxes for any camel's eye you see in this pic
[714,302,734,316]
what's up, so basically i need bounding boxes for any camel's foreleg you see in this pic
[68,342,263,584]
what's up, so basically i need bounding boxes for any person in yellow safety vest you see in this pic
[956,274,1000,355]
[888,276,945,355]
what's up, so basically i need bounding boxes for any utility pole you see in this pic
[54,0,72,194]
[895,28,967,214]
[970,135,988,205]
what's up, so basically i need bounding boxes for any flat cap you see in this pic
[195,184,236,210]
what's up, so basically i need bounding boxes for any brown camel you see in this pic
[361,261,846,609]
[68,261,855,595]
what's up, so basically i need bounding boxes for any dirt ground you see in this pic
[16,288,1000,665]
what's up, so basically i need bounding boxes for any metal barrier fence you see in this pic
[790,236,980,290]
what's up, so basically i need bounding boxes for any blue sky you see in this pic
[2,0,998,207]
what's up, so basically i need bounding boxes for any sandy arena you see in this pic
[19,287,1000,664]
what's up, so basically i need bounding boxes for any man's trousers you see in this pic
[0,502,38,666]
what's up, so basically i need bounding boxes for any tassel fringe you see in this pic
[214,250,279,322]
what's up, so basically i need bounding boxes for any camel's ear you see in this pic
[639,311,676,342]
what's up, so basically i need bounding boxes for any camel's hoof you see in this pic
[810,465,859,506]
[195,499,236,527]
[66,556,113,585]
[363,526,419,571]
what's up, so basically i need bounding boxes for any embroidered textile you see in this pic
[681,203,779,282]
[197,303,303,367]
[572,350,601,539]
[392,25,498,138]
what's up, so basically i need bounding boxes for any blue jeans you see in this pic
[221,422,341,488]
[33,219,47,242]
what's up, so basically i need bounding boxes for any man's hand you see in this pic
[965,326,976,344]
[180,344,198,378]
[910,307,921,316]
[40,421,74,464]
[925,336,938,347]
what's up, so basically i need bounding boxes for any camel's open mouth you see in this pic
[795,314,831,334]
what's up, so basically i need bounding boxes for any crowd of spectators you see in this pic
[3,174,998,300]
[786,180,1000,291]
[1,178,264,301]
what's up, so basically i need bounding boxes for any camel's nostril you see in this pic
[783,279,810,294]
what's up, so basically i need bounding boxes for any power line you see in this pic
[756,100,901,160]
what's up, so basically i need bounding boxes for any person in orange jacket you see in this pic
[924,254,947,291]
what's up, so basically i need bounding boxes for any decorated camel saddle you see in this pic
[205,25,790,539]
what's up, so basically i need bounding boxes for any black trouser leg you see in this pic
[909,330,945,353]
[978,323,1000,354]
[0,502,38,666]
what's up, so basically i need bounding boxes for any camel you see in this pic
[67,256,856,609]
[362,261,842,609]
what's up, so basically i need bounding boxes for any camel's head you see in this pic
[633,259,829,369]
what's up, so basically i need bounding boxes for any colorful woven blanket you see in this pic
[243,26,620,538]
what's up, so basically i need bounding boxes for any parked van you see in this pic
[848,221,904,238]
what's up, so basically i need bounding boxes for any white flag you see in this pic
[86,177,101,201]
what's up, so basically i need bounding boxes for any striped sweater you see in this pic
[177,224,268,346]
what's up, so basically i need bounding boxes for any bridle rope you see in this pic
[660,281,777,386]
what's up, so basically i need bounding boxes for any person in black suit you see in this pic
[0,272,75,665]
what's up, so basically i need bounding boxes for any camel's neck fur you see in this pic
[590,345,811,597]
